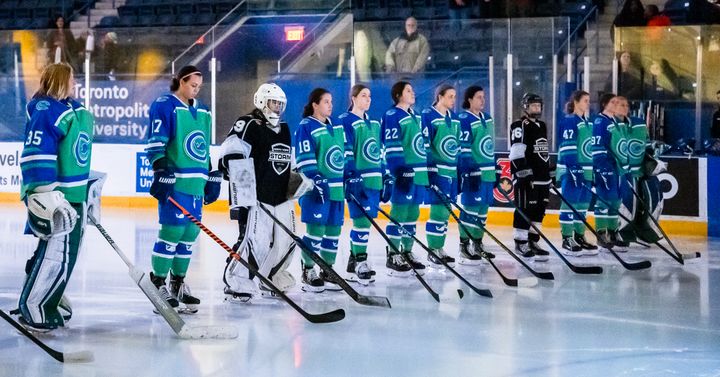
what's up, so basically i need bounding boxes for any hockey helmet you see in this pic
[254,83,287,126]
[521,93,543,117]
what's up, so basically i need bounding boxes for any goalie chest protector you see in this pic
[230,113,292,206]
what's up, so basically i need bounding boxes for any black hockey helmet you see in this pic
[521,93,543,109]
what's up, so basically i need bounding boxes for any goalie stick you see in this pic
[428,185,541,287]
[497,188,604,275]
[373,204,493,298]
[166,198,346,323]
[347,193,443,302]
[549,185,651,270]
[0,309,93,363]
[90,215,244,335]
[256,202,392,309]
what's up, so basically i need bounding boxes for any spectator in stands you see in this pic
[712,90,720,139]
[449,0,473,30]
[97,32,119,80]
[644,59,678,100]
[611,0,645,41]
[645,5,671,26]
[385,17,430,74]
[45,16,78,70]
[604,51,642,100]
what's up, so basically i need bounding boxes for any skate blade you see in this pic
[301,285,325,293]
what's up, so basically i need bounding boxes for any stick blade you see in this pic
[61,350,94,363]
[570,265,604,274]
[355,295,392,308]
[681,252,701,260]
[307,309,346,324]
[178,325,239,340]
[625,260,652,270]
[536,271,555,280]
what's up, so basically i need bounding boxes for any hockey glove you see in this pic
[429,172,452,192]
[345,173,365,201]
[459,171,481,193]
[568,165,585,186]
[312,175,330,203]
[594,165,616,191]
[395,167,416,193]
[204,170,223,205]
[150,168,175,203]
[380,173,395,203]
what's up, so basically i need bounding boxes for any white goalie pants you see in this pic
[224,201,296,293]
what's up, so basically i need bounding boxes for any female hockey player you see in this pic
[422,84,461,267]
[220,83,298,303]
[456,85,497,265]
[339,84,383,285]
[592,93,621,250]
[294,88,346,292]
[381,81,428,276]
[145,65,222,313]
[18,62,94,332]
[557,90,598,256]
[614,96,648,250]
[509,93,551,262]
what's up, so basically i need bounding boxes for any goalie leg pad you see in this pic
[228,158,257,208]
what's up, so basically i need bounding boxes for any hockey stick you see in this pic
[90,215,245,335]
[347,193,442,302]
[255,201,392,309]
[429,186,542,287]
[549,184,651,270]
[498,188,604,274]
[623,178,701,262]
[0,309,93,363]
[374,203,493,298]
[165,198,346,323]
[581,184,692,265]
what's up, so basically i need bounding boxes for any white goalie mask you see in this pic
[254,83,287,127]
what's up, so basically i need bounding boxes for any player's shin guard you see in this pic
[559,210,575,237]
[350,217,371,256]
[320,227,341,265]
[151,224,185,278]
[426,204,450,249]
[171,241,194,277]
[301,225,323,267]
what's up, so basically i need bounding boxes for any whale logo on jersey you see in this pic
[581,138,593,160]
[439,136,460,160]
[362,139,382,164]
[479,135,494,159]
[73,132,91,167]
[412,134,427,158]
[325,145,344,174]
[184,130,207,163]
[615,138,629,160]
[35,100,50,111]
[627,139,645,160]
[269,143,291,175]
[533,138,549,162]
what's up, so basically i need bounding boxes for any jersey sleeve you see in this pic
[218,115,255,176]
[508,119,530,176]
[558,117,579,169]
[294,121,319,178]
[592,117,611,169]
[422,111,437,171]
[381,110,404,176]
[145,99,174,166]
[20,105,72,193]
[341,116,357,178]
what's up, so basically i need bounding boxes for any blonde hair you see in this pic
[36,63,73,100]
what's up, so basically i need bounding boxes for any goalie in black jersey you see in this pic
[218,83,312,303]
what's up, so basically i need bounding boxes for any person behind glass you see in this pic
[591,93,622,250]
[46,16,77,69]
[604,51,642,100]
[381,81,429,276]
[509,93,551,262]
[17,63,94,332]
[449,0,472,30]
[557,90,599,256]
[385,17,430,74]
[711,90,720,139]
[145,66,221,313]
[422,84,461,267]
[339,84,384,285]
[456,85,497,265]
[294,88,346,293]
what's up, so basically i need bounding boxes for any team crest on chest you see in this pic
[74,132,91,167]
[533,137,549,162]
[184,130,207,163]
[581,138,593,160]
[616,138,629,160]
[269,143,291,175]
[627,139,645,160]
[479,135,494,158]
[439,135,459,159]
[412,133,427,158]
[362,139,382,164]
[325,145,344,174]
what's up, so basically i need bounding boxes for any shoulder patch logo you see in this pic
[386,109,396,116]
[184,130,208,163]
[74,132,91,167]
[35,101,50,111]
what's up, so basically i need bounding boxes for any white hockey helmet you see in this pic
[254,83,287,126]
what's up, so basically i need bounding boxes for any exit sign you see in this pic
[285,26,304,42]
